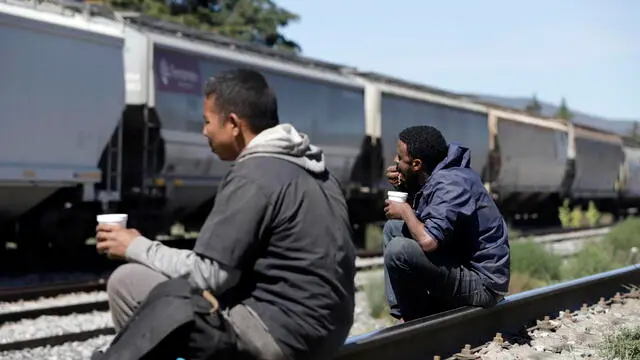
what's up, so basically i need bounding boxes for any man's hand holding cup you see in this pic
[95,214,139,260]
[384,190,410,220]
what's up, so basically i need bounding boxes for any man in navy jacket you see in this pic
[382,125,510,322]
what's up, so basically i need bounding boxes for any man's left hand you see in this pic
[384,200,412,220]
[96,224,141,260]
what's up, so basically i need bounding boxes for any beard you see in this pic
[396,168,421,194]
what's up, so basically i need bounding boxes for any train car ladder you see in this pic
[98,118,123,211]
[141,107,161,196]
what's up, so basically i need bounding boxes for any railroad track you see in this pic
[2,265,638,357]
[337,264,640,360]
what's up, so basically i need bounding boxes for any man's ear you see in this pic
[227,112,240,136]
[411,158,422,172]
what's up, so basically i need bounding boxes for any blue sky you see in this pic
[276,0,639,120]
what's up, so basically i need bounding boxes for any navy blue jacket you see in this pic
[412,143,510,294]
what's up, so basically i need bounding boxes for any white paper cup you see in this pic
[387,191,408,203]
[97,214,128,228]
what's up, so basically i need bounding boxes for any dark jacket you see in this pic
[413,143,510,294]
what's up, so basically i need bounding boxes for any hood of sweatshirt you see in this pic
[431,143,472,173]
[236,123,326,174]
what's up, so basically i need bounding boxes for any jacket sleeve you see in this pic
[125,237,240,295]
[419,176,474,247]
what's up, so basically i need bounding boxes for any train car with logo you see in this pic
[98,13,382,242]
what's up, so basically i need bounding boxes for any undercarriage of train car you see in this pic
[345,135,386,249]
[0,104,214,275]
[108,105,220,240]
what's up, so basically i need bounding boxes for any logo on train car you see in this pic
[154,46,202,95]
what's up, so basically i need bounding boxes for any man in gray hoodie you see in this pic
[95,69,356,360]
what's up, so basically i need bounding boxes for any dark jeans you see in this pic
[382,220,501,321]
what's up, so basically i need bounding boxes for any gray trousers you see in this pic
[383,220,502,321]
[106,263,287,360]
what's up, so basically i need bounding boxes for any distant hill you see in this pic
[461,93,638,136]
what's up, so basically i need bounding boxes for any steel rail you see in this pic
[0,278,107,303]
[0,301,110,324]
[0,328,115,352]
[335,264,640,360]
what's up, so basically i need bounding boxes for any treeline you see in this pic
[101,0,302,52]
[524,93,573,120]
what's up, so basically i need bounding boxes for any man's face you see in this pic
[394,140,422,192]
[202,95,241,161]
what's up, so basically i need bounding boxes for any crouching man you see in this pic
[382,125,510,322]
[93,69,356,360]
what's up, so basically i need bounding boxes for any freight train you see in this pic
[1,0,638,259]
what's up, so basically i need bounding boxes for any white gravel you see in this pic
[0,291,108,315]
[0,311,113,344]
[477,296,640,359]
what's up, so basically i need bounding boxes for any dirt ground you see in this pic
[476,295,640,359]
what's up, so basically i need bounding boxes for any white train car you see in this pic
[622,146,640,198]
[570,124,625,201]
[487,108,573,222]
[0,0,125,244]
[618,140,640,215]
[348,72,490,183]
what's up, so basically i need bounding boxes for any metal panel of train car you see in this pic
[148,38,365,212]
[494,118,568,194]
[147,44,222,213]
[380,94,489,179]
[571,127,625,198]
[122,26,149,105]
[622,146,640,199]
[0,2,125,218]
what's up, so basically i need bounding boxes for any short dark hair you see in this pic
[398,125,448,173]
[203,68,279,133]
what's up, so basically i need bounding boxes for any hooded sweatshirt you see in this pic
[413,143,511,295]
[125,123,356,360]
[236,123,326,174]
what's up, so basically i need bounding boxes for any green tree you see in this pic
[107,0,302,52]
[555,97,574,121]
[524,93,542,116]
